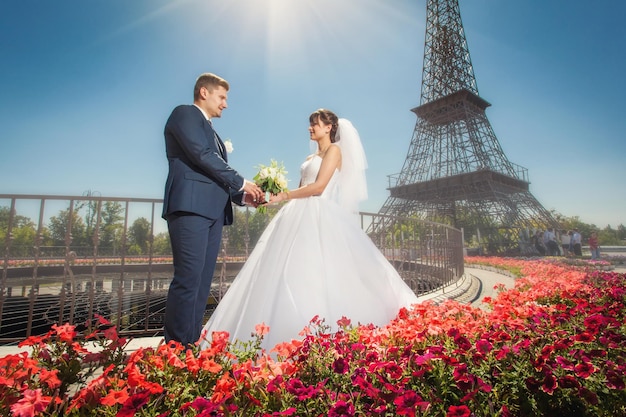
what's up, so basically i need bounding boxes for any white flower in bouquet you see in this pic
[223,139,234,153]
[257,167,270,180]
[253,160,289,213]
[275,174,288,190]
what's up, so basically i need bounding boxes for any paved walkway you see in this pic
[1,265,622,357]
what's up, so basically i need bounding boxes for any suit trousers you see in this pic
[164,211,224,346]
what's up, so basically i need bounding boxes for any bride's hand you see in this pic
[269,191,290,204]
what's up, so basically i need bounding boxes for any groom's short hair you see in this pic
[194,73,230,100]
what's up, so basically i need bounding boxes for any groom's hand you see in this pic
[242,180,265,204]
[244,192,262,207]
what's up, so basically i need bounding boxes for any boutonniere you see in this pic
[223,139,234,153]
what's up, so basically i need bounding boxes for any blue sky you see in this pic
[1,0,625,229]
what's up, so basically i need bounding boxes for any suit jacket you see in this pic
[162,104,245,224]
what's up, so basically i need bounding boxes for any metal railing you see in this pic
[361,212,464,294]
[0,194,464,344]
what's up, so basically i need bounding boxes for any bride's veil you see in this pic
[336,118,368,215]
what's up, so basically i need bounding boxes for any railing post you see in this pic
[0,198,16,331]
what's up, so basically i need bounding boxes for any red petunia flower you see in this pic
[446,404,471,417]
[255,322,270,336]
[38,368,61,389]
[394,390,429,416]
[574,332,595,343]
[605,370,625,390]
[475,338,493,355]
[332,357,349,374]
[541,372,558,394]
[51,323,77,343]
[100,388,130,406]
[574,361,596,379]
[578,387,599,405]
[10,389,51,417]
[558,375,580,389]
[116,390,151,417]
[336,316,352,328]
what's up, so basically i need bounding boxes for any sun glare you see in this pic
[182,0,422,89]
[237,0,419,68]
[236,0,323,73]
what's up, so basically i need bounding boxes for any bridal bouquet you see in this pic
[253,159,288,213]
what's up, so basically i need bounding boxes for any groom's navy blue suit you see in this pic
[162,104,245,346]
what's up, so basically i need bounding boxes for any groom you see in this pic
[162,72,264,346]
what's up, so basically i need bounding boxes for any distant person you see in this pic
[560,230,571,256]
[162,72,264,346]
[533,230,546,256]
[543,228,559,256]
[571,229,582,256]
[588,232,600,260]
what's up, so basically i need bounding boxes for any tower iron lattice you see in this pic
[373,0,559,254]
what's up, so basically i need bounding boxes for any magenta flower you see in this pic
[541,372,558,394]
[526,376,541,392]
[574,361,596,379]
[190,397,220,414]
[558,375,580,389]
[332,357,350,374]
[499,405,512,416]
[575,332,595,343]
[328,400,354,417]
[394,390,428,416]
[578,387,599,405]
[267,375,284,393]
[583,314,610,330]
[453,334,472,351]
[605,370,625,390]
[284,378,323,401]
[413,351,435,365]
[351,373,380,398]
[475,338,493,355]
[446,404,472,417]
[383,362,403,380]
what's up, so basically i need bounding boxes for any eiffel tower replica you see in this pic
[374,0,560,255]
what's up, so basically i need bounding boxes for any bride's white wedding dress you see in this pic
[200,125,419,352]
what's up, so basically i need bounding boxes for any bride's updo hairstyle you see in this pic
[310,109,339,143]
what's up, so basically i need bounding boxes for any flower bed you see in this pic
[1,257,625,416]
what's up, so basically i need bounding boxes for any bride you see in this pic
[199,109,419,352]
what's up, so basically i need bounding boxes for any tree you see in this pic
[99,202,124,256]
[0,206,39,257]
[74,195,100,249]
[599,225,622,246]
[128,217,151,254]
[222,206,275,256]
[48,208,88,253]
[152,232,172,256]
